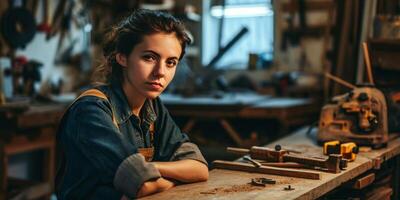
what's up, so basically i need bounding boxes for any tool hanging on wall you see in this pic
[1,0,37,49]
[54,0,73,52]
[11,56,43,96]
[37,0,52,34]
[47,0,67,40]
[12,56,28,95]
[22,60,42,96]
[25,0,39,15]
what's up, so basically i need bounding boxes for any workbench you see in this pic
[161,93,320,147]
[143,127,400,200]
[0,103,66,200]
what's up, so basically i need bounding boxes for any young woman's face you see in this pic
[119,33,182,99]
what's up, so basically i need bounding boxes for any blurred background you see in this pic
[0,0,400,199]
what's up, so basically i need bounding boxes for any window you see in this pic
[202,0,274,69]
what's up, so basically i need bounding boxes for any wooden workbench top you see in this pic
[142,127,400,200]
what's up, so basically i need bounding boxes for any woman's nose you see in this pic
[153,62,166,78]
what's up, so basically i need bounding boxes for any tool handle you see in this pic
[250,146,285,162]
[243,155,262,167]
[226,147,250,155]
[260,162,306,168]
[283,154,327,168]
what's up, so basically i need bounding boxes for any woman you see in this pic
[55,9,208,200]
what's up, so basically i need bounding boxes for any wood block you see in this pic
[352,173,375,189]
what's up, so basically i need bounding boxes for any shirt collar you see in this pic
[109,79,157,125]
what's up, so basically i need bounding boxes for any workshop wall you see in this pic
[0,0,84,181]
[274,0,333,73]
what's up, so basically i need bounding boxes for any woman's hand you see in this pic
[153,160,209,183]
[136,177,175,198]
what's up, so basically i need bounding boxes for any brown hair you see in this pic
[93,9,191,84]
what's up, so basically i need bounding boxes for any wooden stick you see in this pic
[227,147,250,155]
[325,73,357,89]
[362,42,374,85]
[260,162,307,168]
[213,160,321,180]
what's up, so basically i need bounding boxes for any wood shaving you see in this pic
[200,183,264,195]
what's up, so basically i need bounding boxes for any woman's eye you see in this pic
[143,55,156,61]
[166,60,177,68]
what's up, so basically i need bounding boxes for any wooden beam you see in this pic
[219,119,244,147]
[213,160,321,180]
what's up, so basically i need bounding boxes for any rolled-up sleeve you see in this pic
[114,154,161,197]
[170,142,208,166]
[68,97,160,199]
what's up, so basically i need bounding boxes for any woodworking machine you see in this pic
[318,43,389,148]
[317,86,388,148]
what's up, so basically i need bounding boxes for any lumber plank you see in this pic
[213,160,321,180]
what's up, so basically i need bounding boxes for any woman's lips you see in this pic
[146,82,163,91]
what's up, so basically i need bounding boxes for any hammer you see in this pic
[227,145,347,173]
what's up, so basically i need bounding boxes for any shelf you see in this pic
[369,39,400,51]
[368,38,400,71]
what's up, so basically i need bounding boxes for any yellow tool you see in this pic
[324,141,359,162]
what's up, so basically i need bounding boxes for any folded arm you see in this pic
[154,159,209,183]
[130,159,208,199]
[132,142,209,198]
[136,177,175,198]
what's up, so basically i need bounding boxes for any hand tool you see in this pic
[323,141,359,162]
[243,155,262,167]
[227,145,347,173]
[284,185,295,191]
[251,178,276,186]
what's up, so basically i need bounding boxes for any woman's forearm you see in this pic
[136,177,175,198]
[130,160,207,199]
[153,160,209,183]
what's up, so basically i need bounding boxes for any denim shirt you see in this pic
[55,81,207,200]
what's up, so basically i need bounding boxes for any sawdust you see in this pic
[200,183,264,195]
[277,178,296,185]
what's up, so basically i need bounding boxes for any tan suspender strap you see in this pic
[75,89,155,161]
[76,89,118,128]
[78,89,108,100]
